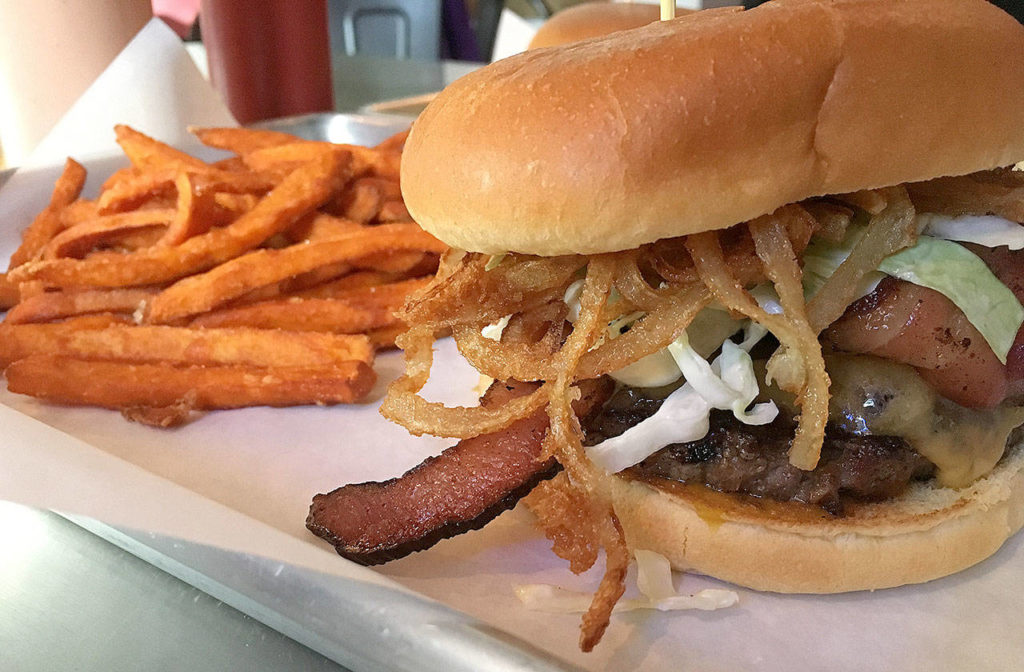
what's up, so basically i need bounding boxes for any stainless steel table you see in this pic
[0,501,348,672]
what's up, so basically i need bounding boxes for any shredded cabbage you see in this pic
[918,213,1024,250]
[563,278,585,322]
[480,315,511,341]
[586,329,778,474]
[609,349,682,388]
[608,307,741,387]
[484,253,507,271]
[586,380,712,473]
[516,549,739,613]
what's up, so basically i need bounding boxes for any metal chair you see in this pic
[327,0,443,60]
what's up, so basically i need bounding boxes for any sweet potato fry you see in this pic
[5,355,376,409]
[376,200,412,223]
[95,166,177,214]
[8,149,352,289]
[213,192,259,214]
[337,178,384,223]
[146,223,444,323]
[356,249,437,274]
[0,323,372,369]
[229,260,356,306]
[210,156,248,172]
[189,171,279,196]
[43,208,175,259]
[121,392,197,427]
[0,273,20,310]
[373,129,410,153]
[101,166,140,192]
[242,141,336,174]
[189,297,395,333]
[9,158,87,267]
[287,213,363,243]
[14,280,45,300]
[190,126,299,154]
[58,314,135,328]
[59,200,103,227]
[115,124,209,172]
[158,172,220,246]
[366,324,405,350]
[4,288,156,324]
[319,275,432,306]
[290,270,416,299]
[97,166,277,215]
[108,228,166,252]
[357,176,402,201]
[342,144,402,180]
[4,122,424,423]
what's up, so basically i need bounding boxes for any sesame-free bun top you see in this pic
[528,2,685,49]
[401,0,1024,256]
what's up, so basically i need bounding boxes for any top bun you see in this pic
[401,0,1024,256]
[528,2,682,49]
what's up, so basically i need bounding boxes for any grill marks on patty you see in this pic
[583,385,936,515]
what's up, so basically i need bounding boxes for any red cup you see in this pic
[200,0,334,124]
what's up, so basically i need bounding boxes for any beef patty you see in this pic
[583,384,936,515]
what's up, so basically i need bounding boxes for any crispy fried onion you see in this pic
[643,207,818,288]
[805,187,918,332]
[452,281,710,383]
[532,256,629,652]
[686,206,830,470]
[383,209,829,645]
[380,173,1022,647]
[906,167,1024,223]
[379,324,549,437]
[400,252,585,330]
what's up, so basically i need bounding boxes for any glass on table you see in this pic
[199,0,335,124]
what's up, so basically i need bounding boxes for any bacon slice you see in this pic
[307,377,614,565]
[826,268,1023,408]
[969,244,1024,390]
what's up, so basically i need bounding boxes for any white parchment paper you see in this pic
[0,18,1021,672]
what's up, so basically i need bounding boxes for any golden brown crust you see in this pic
[401,0,1024,255]
[528,2,682,49]
[609,441,1024,593]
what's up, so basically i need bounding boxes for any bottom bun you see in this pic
[610,439,1024,593]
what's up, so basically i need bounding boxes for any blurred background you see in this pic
[3,0,1021,166]
[1,0,751,168]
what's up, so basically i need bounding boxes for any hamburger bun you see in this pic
[610,438,1024,592]
[401,0,1024,256]
[527,2,686,49]
[398,0,1024,597]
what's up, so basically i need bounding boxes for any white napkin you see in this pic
[21,18,236,170]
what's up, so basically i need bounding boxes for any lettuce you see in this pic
[802,220,1024,364]
[879,236,1023,363]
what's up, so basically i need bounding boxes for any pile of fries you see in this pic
[0,125,446,426]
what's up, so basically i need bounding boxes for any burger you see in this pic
[308,0,1024,650]
[527,2,688,50]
